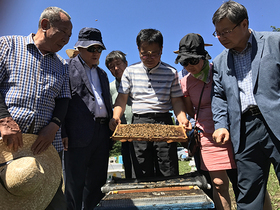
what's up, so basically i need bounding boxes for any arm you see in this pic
[0,93,22,151]
[171,96,192,131]
[183,96,195,119]
[109,93,128,131]
[31,98,69,154]
[0,37,22,151]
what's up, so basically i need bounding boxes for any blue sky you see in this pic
[1,0,279,82]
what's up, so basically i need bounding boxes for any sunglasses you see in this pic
[87,46,103,53]
[180,58,201,67]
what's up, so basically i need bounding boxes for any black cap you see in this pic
[74,27,106,49]
[175,33,211,64]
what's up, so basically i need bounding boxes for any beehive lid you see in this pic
[111,124,188,143]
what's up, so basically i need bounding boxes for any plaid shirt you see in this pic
[231,34,257,112]
[0,34,71,152]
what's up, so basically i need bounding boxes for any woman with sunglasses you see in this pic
[175,33,238,210]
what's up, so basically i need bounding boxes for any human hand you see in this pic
[109,118,121,131]
[212,128,230,144]
[62,137,68,151]
[178,117,192,132]
[0,116,22,151]
[31,122,59,155]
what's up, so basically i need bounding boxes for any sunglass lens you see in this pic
[87,46,103,53]
[189,58,200,65]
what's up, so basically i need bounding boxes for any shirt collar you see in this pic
[26,33,55,57]
[230,31,253,55]
[78,54,98,69]
[142,61,161,72]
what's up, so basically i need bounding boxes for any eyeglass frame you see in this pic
[87,45,103,53]
[180,57,201,67]
[212,19,244,38]
[140,51,161,60]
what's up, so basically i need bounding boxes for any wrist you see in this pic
[50,117,61,127]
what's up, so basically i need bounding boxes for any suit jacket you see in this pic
[64,55,112,148]
[211,30,280,153]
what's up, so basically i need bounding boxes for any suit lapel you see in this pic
[226,51,240,102]
[97,67,112,118]
[73,56,95,96]
[251,31,264,90]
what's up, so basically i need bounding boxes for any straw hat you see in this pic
[66,49,79,58]
[0,134,62,210]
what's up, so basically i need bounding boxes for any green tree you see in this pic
[271,26,280,32]
[110,141,122,157]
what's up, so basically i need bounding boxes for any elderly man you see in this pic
[63,27,112,209]
[0,6,72,210]
[105,50,134,178]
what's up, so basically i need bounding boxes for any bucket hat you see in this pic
[74,27,106,49]
[0,134,62,210]
[174,33,212,64]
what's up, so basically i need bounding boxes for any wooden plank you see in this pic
[112,186,196,194]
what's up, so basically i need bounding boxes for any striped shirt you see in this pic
[118,61,183,114]
[231,33,257,112]
[0,34,71,152]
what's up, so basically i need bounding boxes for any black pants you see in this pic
[131,113,179,178]
[64,123,110,210]
[235,114,280,210]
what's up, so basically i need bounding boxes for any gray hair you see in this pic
[212,1,248,25]
[105,50,127,69]
[38,6,71,28]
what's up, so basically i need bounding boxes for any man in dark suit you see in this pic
[63,27,112,209]
[211,1,280,209]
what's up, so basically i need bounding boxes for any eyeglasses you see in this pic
[87,46,103,53]
[140,51,161,59]
[212,19,244,38]
[180,58,201,67]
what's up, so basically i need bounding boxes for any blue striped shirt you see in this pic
[119,61,183,114]
[231,33,257,112]
[0,34,71,152]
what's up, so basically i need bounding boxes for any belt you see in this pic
[95,117,109,124]
[134,112,172,118]
[242,105,261,117]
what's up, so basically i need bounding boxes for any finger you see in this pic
[6,138,14,150]
[31,137,44,154]
[36,144,48,155]
[12,139,19,151]
[64,138,68,151]
[17,133,23,148]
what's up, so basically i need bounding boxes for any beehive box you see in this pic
[111,124,188,143]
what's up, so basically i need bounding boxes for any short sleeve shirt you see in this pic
[118,61,182,114]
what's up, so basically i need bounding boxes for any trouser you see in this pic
[131,112,179,178]
[121,141,135,178]
[64,123,110,210]
[235,113,280,210]
[46,151,67,210]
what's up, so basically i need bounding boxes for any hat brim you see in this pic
[0,134,62,210]
[74,40,106,50]
[66,49,80,58]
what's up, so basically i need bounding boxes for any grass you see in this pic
[179,160,280,210]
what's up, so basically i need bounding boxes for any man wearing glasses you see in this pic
[63,27,112,209]
[211,1,280,209]
[109,29,191,179]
